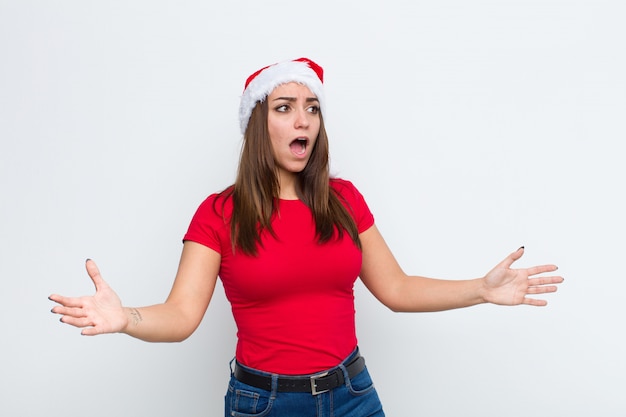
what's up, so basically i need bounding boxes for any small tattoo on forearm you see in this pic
[130,308,143,325]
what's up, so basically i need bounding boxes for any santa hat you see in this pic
[239,57,325,134]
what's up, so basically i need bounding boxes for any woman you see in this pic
[49,58,563,417]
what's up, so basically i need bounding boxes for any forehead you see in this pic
[268,82,316,99]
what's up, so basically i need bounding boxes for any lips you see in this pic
[289,138,308,156]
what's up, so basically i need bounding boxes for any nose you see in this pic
[294,108,310,129]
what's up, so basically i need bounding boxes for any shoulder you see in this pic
[330,178,369,210]
[329,178,366,202]
[193,186,234,223]
[329,177,374,231]
[184,188,234,252]
[330,177,359,195]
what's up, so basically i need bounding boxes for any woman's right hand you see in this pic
[49,259,129,336]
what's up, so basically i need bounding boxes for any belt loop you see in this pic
[338,363,350,387]
[229,357,236,376]
[270,374,279,399]
[338,346,359,385]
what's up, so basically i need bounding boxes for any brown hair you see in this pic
[222,100,361,256]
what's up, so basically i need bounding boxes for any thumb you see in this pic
[85,258,106,292]
[497,246,525,269]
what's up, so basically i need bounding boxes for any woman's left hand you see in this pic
[482,247,564,306]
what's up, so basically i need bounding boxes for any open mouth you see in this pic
[289,138,308,156]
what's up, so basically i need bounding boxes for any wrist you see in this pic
[122,307,142,333]
[476,277,490,304]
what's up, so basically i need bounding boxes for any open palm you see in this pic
[49,259,128,335]
[483,247,563,306]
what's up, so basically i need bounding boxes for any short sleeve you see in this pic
[183,193,230,254]
[330,178,375,233]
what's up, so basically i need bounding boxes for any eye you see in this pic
[275,104,290,113]
[307,105,320,114]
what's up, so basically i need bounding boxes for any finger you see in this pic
[528,275,564,286]
[496,246,525,270]
[85,259,107,292]
[51,305,86,318]
[81,327,101,336]
[525,264,559,276]
[60,315,94,328]
[523,297,549,307]
[526,285,559,295]
[48,294,84,308]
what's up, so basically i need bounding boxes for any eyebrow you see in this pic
[271,97,319,103]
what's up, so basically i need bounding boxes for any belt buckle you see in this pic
[310,371,329,395]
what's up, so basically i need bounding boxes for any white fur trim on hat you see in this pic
[239,59,325,134]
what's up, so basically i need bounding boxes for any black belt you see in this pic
[233,354,366,395]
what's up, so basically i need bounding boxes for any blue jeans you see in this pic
[224,349,385,417]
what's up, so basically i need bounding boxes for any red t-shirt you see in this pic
[183,178,374,374]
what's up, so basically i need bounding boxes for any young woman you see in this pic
[49,58,563,417]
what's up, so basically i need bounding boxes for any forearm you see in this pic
[122,302,199,342]
[123,243,220,342]
[387,275,487,313]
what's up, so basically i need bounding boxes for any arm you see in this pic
[358,225,563,312]
[49,241,220,342]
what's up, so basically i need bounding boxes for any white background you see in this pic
[1,1,624,416]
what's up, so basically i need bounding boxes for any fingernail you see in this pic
[518,246,525,250]
[86,258,91,263]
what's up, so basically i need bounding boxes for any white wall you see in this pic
[1,1,624,416]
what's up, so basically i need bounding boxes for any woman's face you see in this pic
[266,82,321,178]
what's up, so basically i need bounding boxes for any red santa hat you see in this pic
[238,57,325,134]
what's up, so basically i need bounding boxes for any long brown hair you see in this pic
[223,100,361,256]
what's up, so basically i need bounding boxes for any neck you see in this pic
[277,171,299,200]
